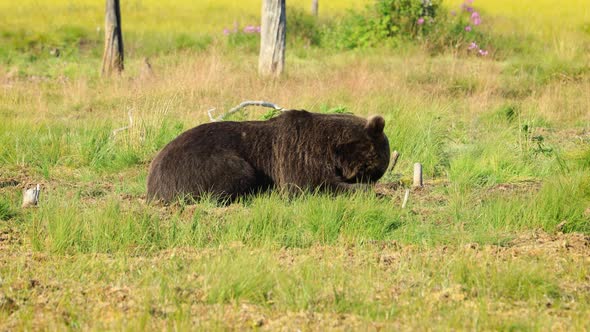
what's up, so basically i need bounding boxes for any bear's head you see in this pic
[335,115,391,184]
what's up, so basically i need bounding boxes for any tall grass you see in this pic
[25,168,589,255]
[0,119,183,174]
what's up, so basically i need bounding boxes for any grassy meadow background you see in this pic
[1,0,590,330]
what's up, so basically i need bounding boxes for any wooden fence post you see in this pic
[259,0,286,77]
[311,0,319,16]
[101,0,124,76]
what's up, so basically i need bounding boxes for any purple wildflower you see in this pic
[243,25,256,33]
[471,12,481,25]
[466,0,474,3]
[478,49,488,56]
[468,42,478,50]
[465,25,472,32]
[417,17,425,25]
[461,3,474,12]
[254,26,261,33]
[223,28,230,35]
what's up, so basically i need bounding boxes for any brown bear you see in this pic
[147,109,390,203]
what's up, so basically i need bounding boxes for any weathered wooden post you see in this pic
[413,163,423,188]
[311,0,319,16]
[259,0,286,77]
[101,0,124,76]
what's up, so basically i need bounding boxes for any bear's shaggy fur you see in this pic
[147,110,390,203]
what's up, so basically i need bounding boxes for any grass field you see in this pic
[1,0,590,330]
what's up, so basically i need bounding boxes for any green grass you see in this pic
[20,169,588,256]
[2,240,589,329]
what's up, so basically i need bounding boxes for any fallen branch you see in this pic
[208,100,283,122]
[207,108,217,122]
[111,109,133,137]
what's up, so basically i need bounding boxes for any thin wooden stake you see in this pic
[402,189,410,209]
[389,150,400,172]
[413,163,423,188]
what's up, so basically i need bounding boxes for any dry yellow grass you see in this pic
[3,48,587,127]
[0,0,361,35]
[2,0,587,36]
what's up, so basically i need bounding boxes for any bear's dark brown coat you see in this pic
[147,110,390,202]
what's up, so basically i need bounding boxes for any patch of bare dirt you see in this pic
[505,230,590,257]
[0,168,43,190]
[374,181,403,197]
[486,180,543,196]
[0,228,22,254]
[263,310,377,331]
[0,294,19,315]
[375,182,449,209]
[0,180,19,189]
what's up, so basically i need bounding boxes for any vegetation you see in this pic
[1,0,589,330]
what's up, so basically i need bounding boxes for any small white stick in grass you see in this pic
[402,189,410,209]
[22,184,41,208]
[111,109,134,137]
[413,163,423,188]
[209,101,284,122]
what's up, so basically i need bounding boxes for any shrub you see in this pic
[423,1,491,56]
[374,0,440,38]
[322,0,500,57]
[287,7,322,47]
[325,0,441,49]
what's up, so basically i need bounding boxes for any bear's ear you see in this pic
[365,116,385,137]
